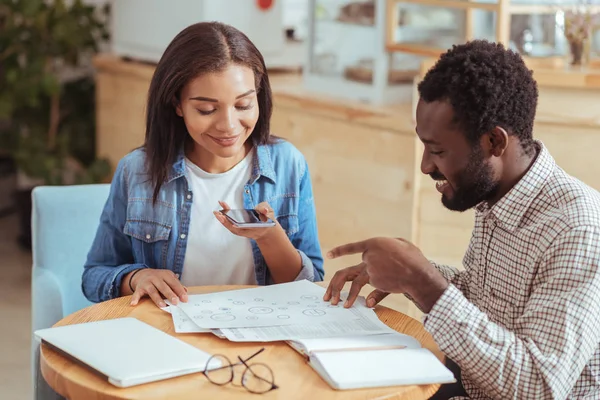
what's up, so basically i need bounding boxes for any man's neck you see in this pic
[486,144,539,207]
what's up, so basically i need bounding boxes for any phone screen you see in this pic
[222,209,265,224]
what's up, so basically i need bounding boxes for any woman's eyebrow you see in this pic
[189,89,256,102]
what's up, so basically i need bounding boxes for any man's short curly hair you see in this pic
[418,40,538,154]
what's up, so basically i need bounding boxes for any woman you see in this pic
[82,22,324,308]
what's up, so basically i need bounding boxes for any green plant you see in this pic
[0,0,111,185]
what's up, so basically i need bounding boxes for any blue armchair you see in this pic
[31,184,110,400]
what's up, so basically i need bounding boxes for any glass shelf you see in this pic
[385,0,599,62]
[305,0,416,104]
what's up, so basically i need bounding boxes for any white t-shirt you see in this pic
[180,150,257,286]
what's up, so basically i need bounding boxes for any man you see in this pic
[325,40,600,400]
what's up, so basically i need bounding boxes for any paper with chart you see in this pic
[161,304,219,335]
[169,306,212,334]
[218,309,397,342]
[175,280,387,331]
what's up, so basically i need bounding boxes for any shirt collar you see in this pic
[476,140,555,231]
[166,147,186,183]
[165,142,276,184]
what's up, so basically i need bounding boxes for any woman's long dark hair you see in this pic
[144,22,273,202]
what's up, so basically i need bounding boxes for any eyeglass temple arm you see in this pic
[240,347,265,363]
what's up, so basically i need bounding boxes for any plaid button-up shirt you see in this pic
[424,142,600,399]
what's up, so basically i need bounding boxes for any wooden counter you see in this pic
[93,54,600,319]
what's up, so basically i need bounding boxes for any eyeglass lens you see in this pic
[242,362,275,394]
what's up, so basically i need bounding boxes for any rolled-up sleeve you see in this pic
[292,249,317,282]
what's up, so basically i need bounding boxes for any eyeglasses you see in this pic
[202,348,278,394]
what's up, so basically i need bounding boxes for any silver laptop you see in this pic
[35,317,220,387]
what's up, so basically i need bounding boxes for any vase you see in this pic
[569,39,587,66]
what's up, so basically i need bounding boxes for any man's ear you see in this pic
[486,126,509,157]
[173,97,183,117]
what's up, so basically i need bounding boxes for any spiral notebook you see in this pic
[288,333,456,390]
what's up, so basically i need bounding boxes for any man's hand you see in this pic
[325,237,449,312]
[323,263,389,308]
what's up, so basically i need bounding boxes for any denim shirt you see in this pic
[82,140,324,303]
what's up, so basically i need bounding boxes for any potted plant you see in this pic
[0,0,112,249]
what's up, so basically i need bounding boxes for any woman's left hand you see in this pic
[213,201,281,242]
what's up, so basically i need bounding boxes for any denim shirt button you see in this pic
[245,189,249,194]
[180,234,186,239]
[145,234,151,240]
[186,194,192,200]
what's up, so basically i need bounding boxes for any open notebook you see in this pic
[35,317,220,387]
[288,332,456,390]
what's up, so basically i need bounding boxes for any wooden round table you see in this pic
[40,285,444,400]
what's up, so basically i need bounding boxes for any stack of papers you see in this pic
[165,280,396,341]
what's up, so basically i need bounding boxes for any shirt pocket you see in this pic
[482,230,532,311]
[123,199,174,269]
[484,253,529,330]
[485,290,518,330]
[123,220,171,243]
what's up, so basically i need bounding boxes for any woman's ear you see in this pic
[173,97,183,117]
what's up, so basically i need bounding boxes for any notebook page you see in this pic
[290,332,422,354]
[311,348,455,390]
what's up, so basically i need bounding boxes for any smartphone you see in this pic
[220,209,276,228]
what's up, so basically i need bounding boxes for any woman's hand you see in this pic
[126,269,188,308]
[214,200,303,283]
[213,201,280,242]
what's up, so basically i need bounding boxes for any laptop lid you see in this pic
[35,317,219,387]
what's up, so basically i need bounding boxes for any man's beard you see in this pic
[440,146,500,212]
